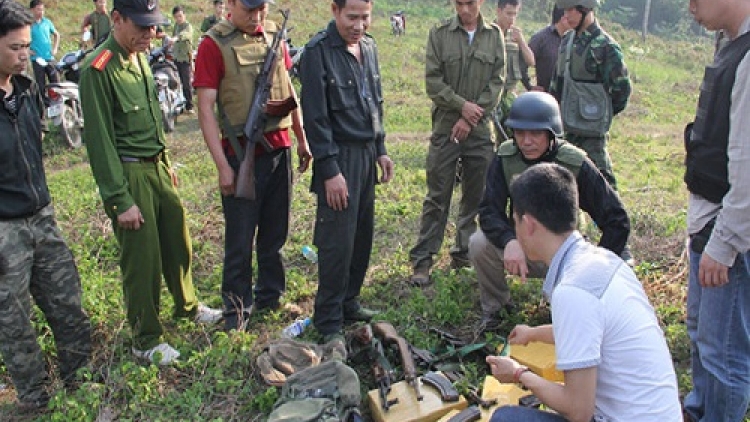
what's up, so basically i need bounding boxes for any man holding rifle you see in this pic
[195,0,311,331]
[300,0,394,344]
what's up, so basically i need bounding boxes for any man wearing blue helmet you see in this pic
[468,91,630,333]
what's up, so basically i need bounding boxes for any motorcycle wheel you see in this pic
[161,104,175,133]
[59,104,83,149]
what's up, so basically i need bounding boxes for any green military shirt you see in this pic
[172,21,194,63]
[200,15,219,33]
[79,36,167,216]
[88,11,111,45]
[425,13,505,138]
[503,29,522,93]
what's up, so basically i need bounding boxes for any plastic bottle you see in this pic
[301,245,318,263]
[281,317,311,338]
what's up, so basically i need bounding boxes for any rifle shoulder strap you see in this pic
[216,100,245,161]
[564,32,574,79]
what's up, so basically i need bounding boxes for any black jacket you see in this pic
[300,20,387,192]
[478,140,630,255]
[0,75,51,219]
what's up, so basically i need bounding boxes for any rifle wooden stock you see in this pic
[235,9,290,200]
[372,322,423,401]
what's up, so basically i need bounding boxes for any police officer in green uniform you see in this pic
[468,92,630,332]
[171,5,194,113]
[80,0,220,365]
[409,0,505,286]
[494,0,535,141]
[80,0,112,46]
[549,0,630,190]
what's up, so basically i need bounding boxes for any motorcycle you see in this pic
[148,40,186,133]
[36,48,90,149]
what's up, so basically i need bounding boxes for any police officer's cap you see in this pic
[240,0,274,8]
[114,0,169,26]
[555,0,598,9]
[505,92,564,138]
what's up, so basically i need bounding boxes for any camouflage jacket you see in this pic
[549,21,631,117]
[425,13,505,138]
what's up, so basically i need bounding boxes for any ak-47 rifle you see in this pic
[492,106,510,142]
[352,325,398,411]
[372,322,424,402]
[235,9,295,199]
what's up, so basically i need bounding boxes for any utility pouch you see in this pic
[560,34,612,138]
[690,217,716,255]
[561,78,612,137]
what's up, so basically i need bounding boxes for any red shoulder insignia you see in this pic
[91,49,113,71]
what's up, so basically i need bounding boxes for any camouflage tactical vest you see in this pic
[206,20,293,138]
[498,139,584,186]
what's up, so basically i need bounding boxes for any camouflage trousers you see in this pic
[566,133,618,190]
[0,205,91,404]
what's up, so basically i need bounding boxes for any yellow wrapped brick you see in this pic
[499,341,564,382]
[368,376,468,422]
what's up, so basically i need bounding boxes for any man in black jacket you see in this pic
[0,0,91,411]
[300,0,394,344]
[468,92,630,332]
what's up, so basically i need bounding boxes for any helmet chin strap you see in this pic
[574,6,591,32]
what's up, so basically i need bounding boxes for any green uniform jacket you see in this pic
[79,36,168,216]
[88,11,111,45]
[172,21,194,63]
[201,15,219,33]
[425,14,505,138]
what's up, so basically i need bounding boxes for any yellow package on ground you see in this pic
[368,376,468,422]
[479,375,529,420]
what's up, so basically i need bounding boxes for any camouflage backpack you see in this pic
[267,360,362,422]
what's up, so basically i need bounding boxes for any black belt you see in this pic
[120,153,162,163]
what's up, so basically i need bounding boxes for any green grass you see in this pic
[5,0,749,420]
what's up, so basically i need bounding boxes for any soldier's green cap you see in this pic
[555,0,598,9]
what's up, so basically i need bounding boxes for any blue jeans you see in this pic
[684,246,750,421]
[490,406,567,422]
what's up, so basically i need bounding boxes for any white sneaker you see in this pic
[132,343,180,365]
[194,303,223,324]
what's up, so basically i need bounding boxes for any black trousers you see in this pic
[221,148,291,319]
[175,60,193,111]
[313,142,376,335]
[31,61,59,106]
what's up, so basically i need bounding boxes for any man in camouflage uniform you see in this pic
[409,0,505,285]
[494,0,535,141]
[550,0,633,265]
[549,0,630,190]
[0,0,91,411]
